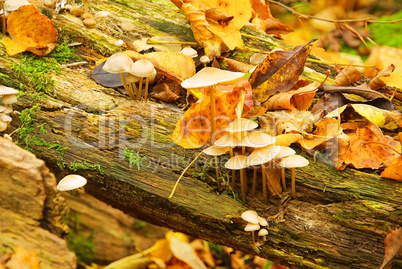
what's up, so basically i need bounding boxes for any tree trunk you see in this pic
[0,0,401,268]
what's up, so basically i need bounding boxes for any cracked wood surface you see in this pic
[0,0,401,268]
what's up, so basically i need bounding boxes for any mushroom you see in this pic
[4,0,30,16]
[102,53,136,100]
[248,145,281,203]
[70,6,84,17]
[121,21,135,32]
[258,228,268,243]
[257,216,268,227]
[241,210,259,224]
[181,67,245,144]
[200,55,210,67]
[244,223,260,245]
[114,39,124,47]
[129,60,156,102]
[249,53,267,65]
[275,146,296,191]
[83,17,96,28]
[94,11,110,31]
[82,0,91,13]
[214,133,241,187]
[0,85,18,112]
[180,47,198,58]
[279,155,309,199]
[0,117,8,132]
[125,73,140,100]
[225,155,248,203]
[203,145,230,190]
[57,174,87,192]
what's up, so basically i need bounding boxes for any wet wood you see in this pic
[0,0,401,268]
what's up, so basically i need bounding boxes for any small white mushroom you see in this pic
[114,39,124,47]
[244,223,260,244]
[258,228,268,243]
[57,174,87,191]
[279,155,309,199]
[241,210,259,224]
[180,47,197,58]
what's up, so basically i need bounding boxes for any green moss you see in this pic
[69,161,105,175]
[124,148,147,170]
[368,10,402,48]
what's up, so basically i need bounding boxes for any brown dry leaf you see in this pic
[249,39,315,103]
[369,64,396,90]
[299,118,341,150]
[332,121,401,170]
[3,5,57,56]
[249,0,293,36]
[263,160,282,196]
[221,57,255,73]
[4,246,40,269]
[379,228,402,269]
[152,83,180,102]
[205,8,233,26]
[172,84,245,148]
[335,65,362,86]
[381,155,402,181]
[124,51,196,84]
[263,81,319,111]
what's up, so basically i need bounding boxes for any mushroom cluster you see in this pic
[67,4,110,29]
[102,53,156,102]
[0,85,18,132]
[241,210,269,245]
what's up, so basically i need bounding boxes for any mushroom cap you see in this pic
[70,7,84,16]
[130,60,156,78]
[83,17,97,28]
[200,55,210,64]
[275,146,296,159]
[258,216,268,227]
[57,174,87,191]
[214,133,241,147]
[279,154,309,168]
[81,12,93,19]
[121,21,136,31]
[125,73,140,84]
[224,155,248,170]
[0,106,6,113]
[94,11,110,18]
[0,106,13,114]
[0,86,18,96]
[258,228,268,236]
[114,39,124,46]
[0,120,7,132]
[241,210,259,224]
[181,67,244,90]
[180,47,198,58]
[2,94,18,105]
[0,114,12,122]
[225,118,258,133]
[248,145,280,166]
[249,53,267,65]
[103,53,133,73]
[4,0,30,12]
[244,223,260,232]
[239,132,276,148]
[203,145,230,156]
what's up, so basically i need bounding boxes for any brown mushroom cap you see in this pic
[225,118,258,133]
[181,67,244,90]
[103,53,133,74]
[224,155,248,170]
[247,145,280,166]
[83,17,97,28]
[279,155,309,168]
[1,94,18,105]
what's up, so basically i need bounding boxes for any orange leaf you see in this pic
[5,246,40,269]
[4,5,57,55]
[262,81,319,111]
[381,155,402,181]
[379,228,402,269]
[249,39,315,103]
[369,64,396,90]
[299,118,341,150]
[335,65,362,86]
[172,84,245,148]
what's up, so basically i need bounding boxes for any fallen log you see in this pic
[0,0,401,268]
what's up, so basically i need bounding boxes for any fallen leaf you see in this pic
[299,118,341,150]
[90,61,126,88]
[325,104,402,130]
[381,155,402,181]
[190,240,215,268]
[335,65,362,86]
[4,5,57,56]
[221,57,255,73]
[149,239,173,262]
[205,8,233,26]
[249,39,316,103]
[369,64,396,90]
[332,121,401,170]
[379,228,402,269]
[169,235,207,269]
[364,46,402,78]
[172,84,245,148]
[4,246,40,269]
[262,81,319,111]
[152,83,180,102]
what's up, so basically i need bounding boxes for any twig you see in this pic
[267,0,402,24]
[61,61,89,68]
[1,0,5,34]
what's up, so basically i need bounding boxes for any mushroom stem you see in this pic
[262,164,267,204]
[1,0,5,34]
[241,146,247,193]
[230,148,235,188]
[144,77,150,102]
[120,73,134,100]
[291,168,296,199]
[281,167,287,191]
[240,165,245,203]
[252,168,257,197]
[83,0,89,13]
[251,231,255,244]
[214,156,220,190]
[138,77,143,100]
[209,85,217,144]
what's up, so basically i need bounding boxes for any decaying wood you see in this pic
[0,138,75,269]
[0,0,401,268]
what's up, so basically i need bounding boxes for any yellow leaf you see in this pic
[1,36,29,56]
[149,239,173,262]
[169,236,207,269]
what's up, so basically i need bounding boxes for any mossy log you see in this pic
[0,0,401,268]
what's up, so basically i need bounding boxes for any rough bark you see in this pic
[0,0,401,268]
